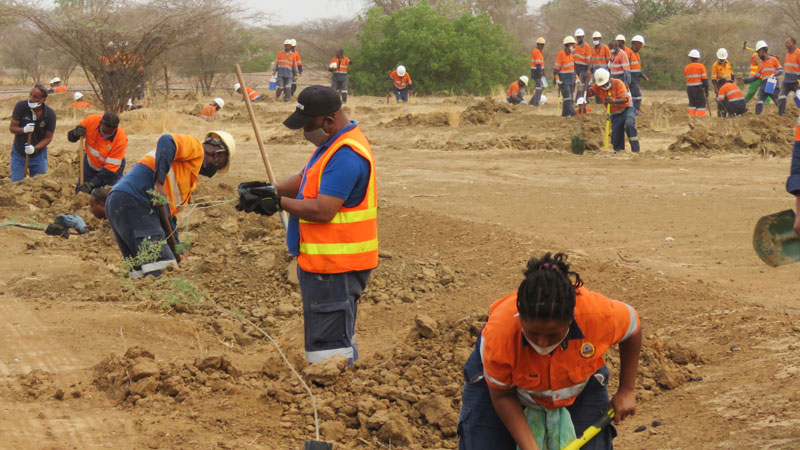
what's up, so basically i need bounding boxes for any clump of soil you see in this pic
[460,97,513,125]
[385,112,452,128]
[669,115,794,156]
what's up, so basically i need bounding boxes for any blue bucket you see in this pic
[269,76,277,91]
[765,76,777,95]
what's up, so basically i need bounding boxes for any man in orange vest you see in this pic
[779,37,800,115]
[573,29,592,101]
[290,39,302,97]
[235,83,261,102]
[629,35,649,115]
[237,85,377,364]
[588,68,640,153]
[711,48,735,117]
[590,31,610,73]
[389,65,413,103]
[273,39,296,102]
[740,40,783,115]
[68,112,128,193]
[329,48,353,103]
[200,98,224,121]
[72,92,92,110]
[529,37,546,105]
[106,131,234,278]
[684,49,709,117]
[49,77,67,93]
[507,76,529,105]
[744,48,767,104]
[555,36,577,116]
[717,79,747,117]
[608,40,630,86]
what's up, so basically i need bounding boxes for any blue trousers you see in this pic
[10,148,47,182]
[630,74,642,112]
[393,86,409,102]
[611,107,640,153]
[298,266,371,363]
[458,335,616,450]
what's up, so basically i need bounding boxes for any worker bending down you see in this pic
[68,112,128,193]
[507,76,529,105]
[589,69,640,154]
[716,79,747,117]
[200,98,225,121]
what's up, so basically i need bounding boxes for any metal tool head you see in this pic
[304,441,333,450]
[753,209,800,267]
[571,135,585,154]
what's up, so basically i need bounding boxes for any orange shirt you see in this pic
[80,114,127,174]
[591,45,611,67]
[481,287,640,410]
[591,78,632,113]
[390,70,412,89]
[138,134,203,217]
[530,48,544,69]
[554,49,575,75]
[629,51,642,73]
[53,85,68,93]
[573,42,592,66]
[609,50,629,76]
[717,83,744,102]
[200,105,217,121]
[507,81,521,98]
[291,50,302,70]
[72,101,91,110]
[785,48,800,77]
[239,87,259,101]
[330,57,351,74]
[756,56,782,79]
[711,60,733,81]
[749,53,760,76]
[684,62,708,86]
[623,46,634,62]
[275,50,293,70]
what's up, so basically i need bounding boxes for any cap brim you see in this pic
[283,110,316,130]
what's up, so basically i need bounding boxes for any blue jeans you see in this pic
[458,335,616,450]
[10,148,47,182]
[393,86,409,102]
[297,266,371,363]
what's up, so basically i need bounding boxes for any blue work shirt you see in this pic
[787,140,800,194]
[112,135,178,205]
[286,120,370,256]
[11,100,57,156]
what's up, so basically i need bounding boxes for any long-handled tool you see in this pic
[562,409,615,450]
[158,204,179,263]
[24,132,32,178]
[603,103,611,151]
[742,41,755,52]
[556,75,562,116]
[234,63,288,230]
[78,137,85,186]
[753,209,800,266]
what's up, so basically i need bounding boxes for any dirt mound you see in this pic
[385,112,452,128]
[460,97,513,125]
[361,255,462,304]
[668,115,794,156]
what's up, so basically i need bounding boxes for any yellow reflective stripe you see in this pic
[299,207,376,224]
[299,239,378,255]
[318,138,377,208]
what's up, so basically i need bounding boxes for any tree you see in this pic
[175,16,247,95]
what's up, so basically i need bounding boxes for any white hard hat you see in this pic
[592,31,602,39]
[107,41,115,47]
[540,94,548,104]
[615,34,625,41]
[563,36,577,45]
[716,48,728,60]
[397,65,406,77]
[234,82,241,91]
[213,97,225,108]
[688,49,701,59]
[536,37,546,45]
[127,98,133,107]
[206,131,235,173]
[756,40,768,51]
[283,39,292,45]
[594,68,610,86]
[519,75,529,86]
[632,35,645,44]
[50,77,61,84]
[73,92,83,101]
[329,62,338,69]
[575,28,585,37]
[290,39,297,46]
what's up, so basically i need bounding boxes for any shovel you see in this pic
[562,409,614,450]
[572,94,586,154]
[753,209,800,267]
[556,75,562,116]
[603,103,611,151]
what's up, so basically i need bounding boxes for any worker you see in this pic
[590,31,611,73]
[68,112,128,193]
[684,49,709,117]
[716,79,747,117]
[290,39,303,97]
[48,77,67,94]
[234,83,261,102]
[89,187,109,221]
[200,98,225,121]
[617,34,633,62]
[506,76,529,105]
[786,115,800,236]
[588,68,640,154]
[744,46,768,105]
[72,92,92,110]
[710,48,735,117]
[106,131,234,278]
[457,252,641,450]
[573,29,592,99]
[236,85,377,364]
[329,49,353,104]
[740,40,783,115]
[273,39,296,102]
[629,35,649,115]
[529,37,546,106]
[8,84,57,182]
[554,36,577,117]
[389,65,412,103]
[608,40,630,86]
[779,37,800,115]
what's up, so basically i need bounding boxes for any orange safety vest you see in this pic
[53,85,68,93]
[591,45,611,67]
[330,57,351,74]
[609,50,629,76]
[717,83,744,102]
[507,81,521,98]
[200,104,217,121]
[785,49,800,76]
[80,114,127,174]
[530,48,544,69]
[72,100,91,110]
[629,51,642,73]
[623,46,634,62]
[240,87,259,100]
[390,70,412,89]
[591,78,632,114]
[573,42,592,66]
[297,125,378,274]
[756,56,782,79]
[292,50,302,71]
[555,49,575,75]
[275,50,294,70]
[684,62,708,86]
[480,287,640,410]
[750,53,760,76]
[711,60,733,81]
[138,134,203,217]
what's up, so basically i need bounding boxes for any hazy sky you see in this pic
[255,0,546,25]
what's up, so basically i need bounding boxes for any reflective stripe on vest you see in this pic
[87,143,123,170]
[276,51,293,69]
[630,52,641,72]
[141,150,185,213]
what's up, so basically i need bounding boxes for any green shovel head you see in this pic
[753,209,800,267]
[571,135,585,155]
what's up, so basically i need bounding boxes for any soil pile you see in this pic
[668,115,795,156]
[460,97,513,125]
[385,112,452,128]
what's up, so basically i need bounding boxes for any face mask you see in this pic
[593,39,600,46]
[199,161,218,178]
[303,124,331,146]
[602,82,612,91]
[28,101,40,109]
[523,328,569,355]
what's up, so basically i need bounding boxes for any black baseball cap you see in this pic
[101,111,120,128]
[283,85,342,130]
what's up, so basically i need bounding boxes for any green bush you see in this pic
[351,3,526,96]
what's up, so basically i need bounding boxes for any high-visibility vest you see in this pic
[591,45,611,67]
[750,53,760,76]
[200,105,216,121]
[684,62,708,86]
[80,114,127,174]
[72,101,91,110]
[623,46,634,62]
[390,70,411,89]
[609,50,629,77]
[591,78,632,114]
[555,49,575,75]
[138,134,203,217]
[573,42,591,66]
[275,50,293,70]
[785,49,800,76]
[711,61,733,81]
[507,81,521,98]
[297,125,378,274]
[629,51,642,73]
[53,85,67,93]
[292,50,303,70]
[717,83,744,102]
[530,48,544,69]
[756,56,782,79]
[330,57,351,74]
[240,87,259,100]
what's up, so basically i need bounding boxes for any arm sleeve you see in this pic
[623,71,631,86]
[743,75,757,84]
[608,299,641,345]
[317,146,369,206]
[45,110,56,133]
[11,102,25,124]
[154,134,177,185]
[702,78,709,92]
[480,332,514,390]
[88,168,118,188]
[786,140,800,194]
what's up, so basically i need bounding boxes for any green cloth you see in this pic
[517,406,577,450]
[745,79,770,104]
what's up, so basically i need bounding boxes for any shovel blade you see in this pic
[304,441,333,450]
[753,209,800,267]
[571,135,585,154]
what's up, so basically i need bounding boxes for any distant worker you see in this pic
[629,35,649,115]
[716,79,747,117]
[290,39,303,97]
[529,37,546,106]
[711,48,734,117]
[589,68,640,154]
[389,65,412,103]
[8,84,57,182]
[779,37,800,115]
[49,77,67,93]
[68,112,128,193]
[200,98,225,121]
[273,39,296,102]
[608,40,630,86]
[744,45,768,105]
[329,49,352,104]
[506,76,529,105]
[684,49,709,117]
[573,29,592,98]
[617,35,633,62]
[591,31,611,73]
[106,131,234,278]
[740,40,783,115]
[554,36,577,117]
[72,92,92,110]
[234,82,261,102]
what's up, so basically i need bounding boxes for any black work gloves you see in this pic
[76,181,94,194]
[74,125,87,137]
[236,181,282,216]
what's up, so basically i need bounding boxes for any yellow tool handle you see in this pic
[603,104,611,151]
[562,409,614,450]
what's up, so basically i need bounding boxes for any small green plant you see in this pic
[146,188,172,206]
[155,277,211,310]
[118,238,167,280]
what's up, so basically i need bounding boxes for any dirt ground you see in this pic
[1,78,800,449]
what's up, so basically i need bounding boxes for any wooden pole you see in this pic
[25,133,32,178]
[78,137,85,185]
[234,63,288,230]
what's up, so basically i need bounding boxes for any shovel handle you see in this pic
[562,409,615,450]
[158,204,179,263]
